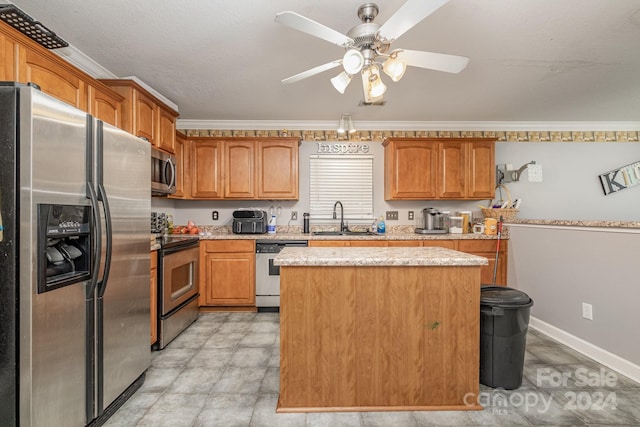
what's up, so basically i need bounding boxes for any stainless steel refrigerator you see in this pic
[0,82,151,426]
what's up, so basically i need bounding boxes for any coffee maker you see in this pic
[415,207,449,234]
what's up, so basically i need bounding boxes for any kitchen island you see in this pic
[274,246,488,412]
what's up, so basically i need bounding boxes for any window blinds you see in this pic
[309,155,374,222]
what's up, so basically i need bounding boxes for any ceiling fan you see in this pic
[275,0,469,102]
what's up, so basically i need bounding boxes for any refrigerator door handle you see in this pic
[86,182,101,300]
[163,157,176,191]
[96,184,112,298]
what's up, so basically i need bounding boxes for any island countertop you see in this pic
[274,246,489,267]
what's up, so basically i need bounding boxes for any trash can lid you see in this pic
[481,286,532,307]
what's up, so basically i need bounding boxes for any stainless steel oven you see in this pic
[157,236,199,349]
[255,240,307,310]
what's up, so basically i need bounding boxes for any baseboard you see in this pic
[530,316,640,384]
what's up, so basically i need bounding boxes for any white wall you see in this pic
[495,142,640,221]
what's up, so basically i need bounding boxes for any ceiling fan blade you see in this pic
[281,60,342,84]
[377,0,449,42]
[398,49,469,74]
[275,11,353,47]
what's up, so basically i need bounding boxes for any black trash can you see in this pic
[480,286,534,390]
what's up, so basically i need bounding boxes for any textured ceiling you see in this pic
[8,0,640,124]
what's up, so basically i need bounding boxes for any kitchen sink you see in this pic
[312,230,378,236]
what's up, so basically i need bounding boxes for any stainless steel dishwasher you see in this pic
[255,240,308,311]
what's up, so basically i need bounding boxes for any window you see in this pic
[309,155,374,223]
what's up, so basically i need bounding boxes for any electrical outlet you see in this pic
[386,211,398,221]
[408,211,414,220]
[582,302,593,320]
[212,211,219,221]
[291,211,297,221]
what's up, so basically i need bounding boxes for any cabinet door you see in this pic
[88,84,122,127]
[150,251,158,345]
[157,107,177,154]
[385,139,438,200]
[202,252,255,306]
[468,141,496,199]
[1,28,17,81]
[225,140,255,198]
[134,89,157,142]
[257,139,299,199]
[190,139,223,198]
[458,240,507,285]
[438,141,467,198]
[169,132,186,199]
[18,46,87,110]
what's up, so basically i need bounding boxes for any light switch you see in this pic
[528,164,543,182]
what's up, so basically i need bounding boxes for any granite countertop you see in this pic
[507,219,640,229]
[192,225,507,241]
[274,246,489,267]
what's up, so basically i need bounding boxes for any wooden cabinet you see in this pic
[150,250,158,345]
[100,79,178,153]
[185,137,300,200]
[200,240,255,307]
[189,138,223,199]
[224,140,255,198]
[17,43,88,110]
[421,240,456,249]
[384,138,496,200]
[384,138,438,200]
[88,83,123,128]
[458,240,507,286]
[257,139,299,199]
[308,240,350,247]
[1,26,17,81]
[169,131,187,199]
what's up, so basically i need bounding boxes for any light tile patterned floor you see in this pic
[105,312,640,426]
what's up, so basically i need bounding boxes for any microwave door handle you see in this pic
[163,158,176,191]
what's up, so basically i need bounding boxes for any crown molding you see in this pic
[177,119,640,132]
[53,44,117,79]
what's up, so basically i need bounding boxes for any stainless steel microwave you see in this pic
[151,147,176,195]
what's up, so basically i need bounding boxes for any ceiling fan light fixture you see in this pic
[342,49,365,75]
[337,113,356,134]
[382,51,407,82]
[367,65,387,98]
[330,71,352,94]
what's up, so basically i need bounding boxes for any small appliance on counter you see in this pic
[232,209,268,234]
[415,207,448,234]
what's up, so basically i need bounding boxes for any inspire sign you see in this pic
[599,161,640,195]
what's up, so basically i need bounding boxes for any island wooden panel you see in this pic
[278,265,482,412]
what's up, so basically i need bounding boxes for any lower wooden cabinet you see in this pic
[458,240,507,286]
[200,240,256,307]
[308,238,507,285]
[150,250,158,345]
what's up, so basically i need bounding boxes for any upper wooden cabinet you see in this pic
[186,136,300,200]
[189,137,223,199]
[384,138,496,200]
[169,131,187,199]
[257,139,299,199]
[88,84,123,128]
[100,79,179,153]
[1,21,125,127]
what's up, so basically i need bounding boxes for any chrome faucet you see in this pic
[333,201,348,232]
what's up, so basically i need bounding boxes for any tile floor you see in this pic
[105,312,640,426]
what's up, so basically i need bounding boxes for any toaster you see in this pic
[232,210,268,234]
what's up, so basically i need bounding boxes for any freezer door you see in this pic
[97,121,151,412]
[19,88,91,426]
